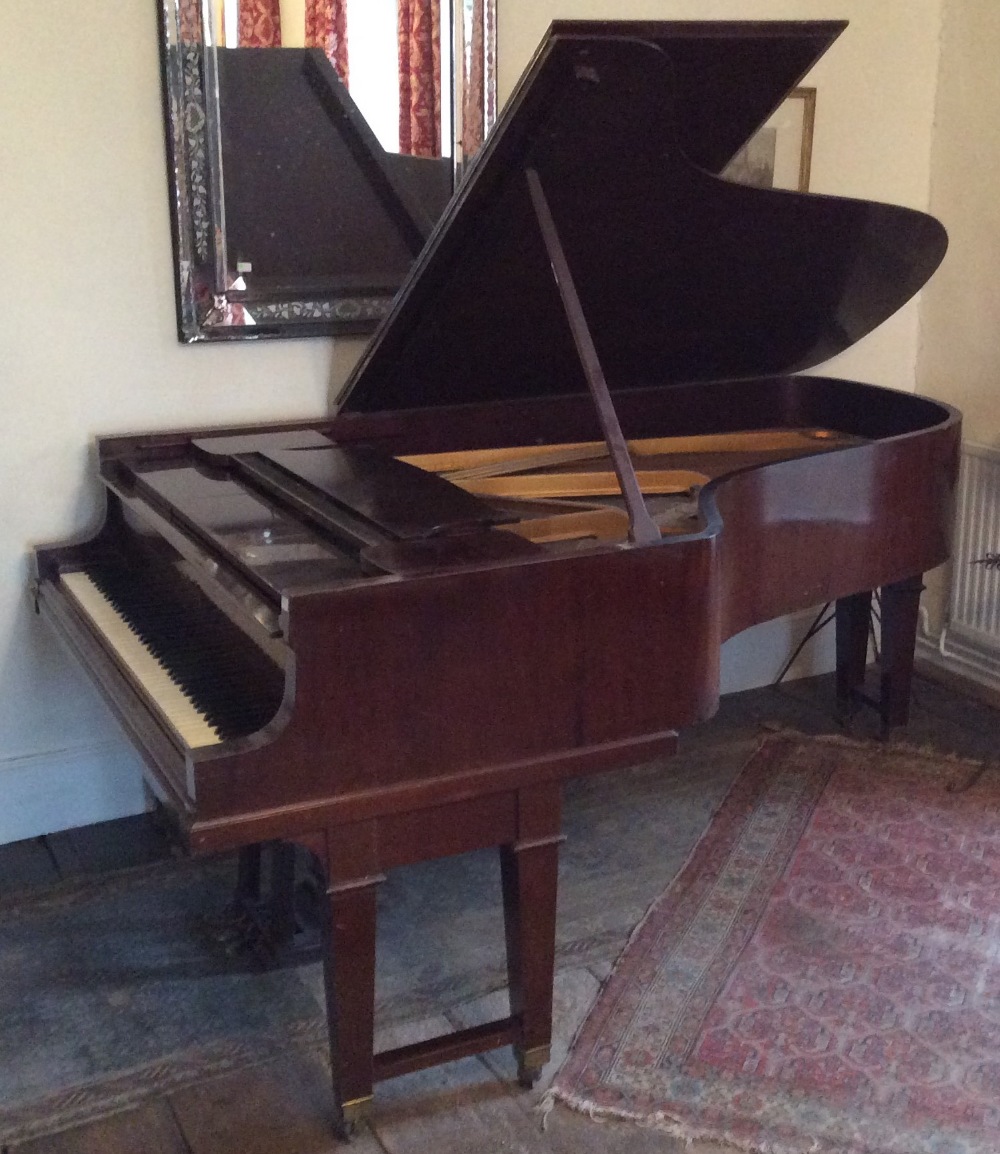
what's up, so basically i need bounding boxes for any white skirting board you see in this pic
[917,631,1000,693]
[0,741,147,845]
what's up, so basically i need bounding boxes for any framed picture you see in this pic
[721,87,816,192]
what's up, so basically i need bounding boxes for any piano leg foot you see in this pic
[515,1044,551,1088]
[879,574,925,733]
[333,1095,373,1142]
[500,783,563,1092]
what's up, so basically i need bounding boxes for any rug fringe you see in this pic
[539,1088,829,1154]
[758,723,990,790]
[758,721,982,763]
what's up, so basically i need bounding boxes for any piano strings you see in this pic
[401,426,857,544]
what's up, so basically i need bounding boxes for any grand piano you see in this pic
[34,19,960,1135]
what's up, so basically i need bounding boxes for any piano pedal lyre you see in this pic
[210,842,326,962]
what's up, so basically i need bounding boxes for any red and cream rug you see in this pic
[548,733,1000,1154]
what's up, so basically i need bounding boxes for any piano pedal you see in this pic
[207,844,327,965]
[835,698,860,733]
[199,902,271,959]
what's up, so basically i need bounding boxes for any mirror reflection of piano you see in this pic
[33,19,960,1135]
[216,47,453,310]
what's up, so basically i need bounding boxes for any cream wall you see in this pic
[0,2,944,841]
[918,0,1000,446]
[1,3,358,840]
[912,1,1000,637]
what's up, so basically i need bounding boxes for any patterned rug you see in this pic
[548,733,1000,1154]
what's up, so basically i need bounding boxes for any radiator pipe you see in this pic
[918,603,955,660]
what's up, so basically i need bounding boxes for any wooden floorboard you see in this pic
[45,814,172,880]
[10,1100,189,1154]
[916,656,1000,713]
[0,837,58,896]
[371,1057,548,1154]
[168,1050,385,1154]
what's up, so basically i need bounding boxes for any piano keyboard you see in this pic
[60,564,285,750]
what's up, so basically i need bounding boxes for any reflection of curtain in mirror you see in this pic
[238,0,282,46]
[305,2,349,85]
[460,0,484,159]
[179,0,202,43]
[398,0,441,158]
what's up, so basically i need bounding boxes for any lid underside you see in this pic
[340,21,947,415]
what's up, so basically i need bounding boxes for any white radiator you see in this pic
[924,442,1000,687]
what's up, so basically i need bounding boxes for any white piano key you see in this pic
[60,570,223,749]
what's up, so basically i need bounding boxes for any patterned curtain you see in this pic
[238,0,281,47]
[398,0,441,158]
[305,1,349,86]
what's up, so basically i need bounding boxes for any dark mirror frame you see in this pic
[157,0,497,342]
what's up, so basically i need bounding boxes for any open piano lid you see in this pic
[339,20,947,416]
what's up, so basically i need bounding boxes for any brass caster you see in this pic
[334,1095,373,1142]
[516,1044,551,1088]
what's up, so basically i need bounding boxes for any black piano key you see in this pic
[85,562,285,742]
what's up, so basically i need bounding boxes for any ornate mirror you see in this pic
[158,0,497,341]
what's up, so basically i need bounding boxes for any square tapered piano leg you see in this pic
[877,575,925,733]
[323,877,381,1136]
[835,589,873,724]
[313,823,383,1138]
[302,782,566,1134]
[836,575,925,735]
[500,782,563,1087]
